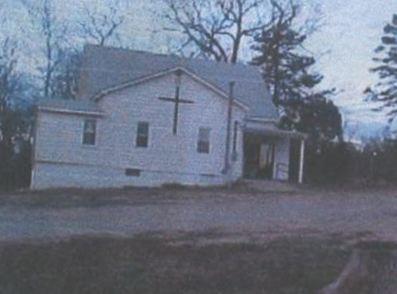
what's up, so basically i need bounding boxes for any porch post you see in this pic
[223,81,235,175]
[298,139,305,184]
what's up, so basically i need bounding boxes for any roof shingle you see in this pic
[78,45,279,120]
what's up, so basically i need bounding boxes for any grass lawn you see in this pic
[0,235,350,294]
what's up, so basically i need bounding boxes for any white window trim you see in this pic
[136,121,150,148]
[197,127,211,154]
[82,119,98,147]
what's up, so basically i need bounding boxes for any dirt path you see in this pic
[0,187,397,242]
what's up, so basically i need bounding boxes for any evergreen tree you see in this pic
[251,1,342,143]
[251,2,322,106]
[280,92,342,143]
[366,14,397,123]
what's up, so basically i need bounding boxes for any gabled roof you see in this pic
[37,98,103,116]
[78,44,279,120]
[91,66,249,111]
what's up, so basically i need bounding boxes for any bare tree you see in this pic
[0,38,33,190]
[78,2,125,46]
[0,38,19,114]
[50,49,82,100]
[163,0,276,63]
[41,0,63,99]
[21,0,66,99]
[0,38,22,150]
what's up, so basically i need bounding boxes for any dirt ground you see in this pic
[0,184,396,243]
[0,184,396,293]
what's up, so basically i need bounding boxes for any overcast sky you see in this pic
[308,0,397,132]
[4,0,397,137]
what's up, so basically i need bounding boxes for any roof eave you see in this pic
[38,106,105,117]
[91,66,250,111]
[244,126,308,140]
[246,116,279,123]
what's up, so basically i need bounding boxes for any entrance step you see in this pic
[243,180,299,194]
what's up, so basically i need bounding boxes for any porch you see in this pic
[243,124,306,184]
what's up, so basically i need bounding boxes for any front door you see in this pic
[258,143,275,179]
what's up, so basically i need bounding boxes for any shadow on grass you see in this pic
[0,235,351,294]
[0,182,271,209]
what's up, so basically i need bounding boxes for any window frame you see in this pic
[197,127,211,154]
[82,119,97,146]
[136,121,149,148]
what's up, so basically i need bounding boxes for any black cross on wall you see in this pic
[158,70,194,135]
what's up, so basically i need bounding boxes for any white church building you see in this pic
[31,45,306,189]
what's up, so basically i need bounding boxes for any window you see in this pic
[82,119,96,145]
[136,122,149,148]
[197,128,210,154]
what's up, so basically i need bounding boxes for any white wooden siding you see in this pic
[32,72,246,189]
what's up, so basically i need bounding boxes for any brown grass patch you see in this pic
[0,235,350,294]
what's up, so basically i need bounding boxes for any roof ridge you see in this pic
[84,43,257,70]
[85,43,177,59]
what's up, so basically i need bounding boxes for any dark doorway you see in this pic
[243,134,275,180]
[289,139,301,182]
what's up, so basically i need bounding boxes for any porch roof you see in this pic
[243,125,307,140]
